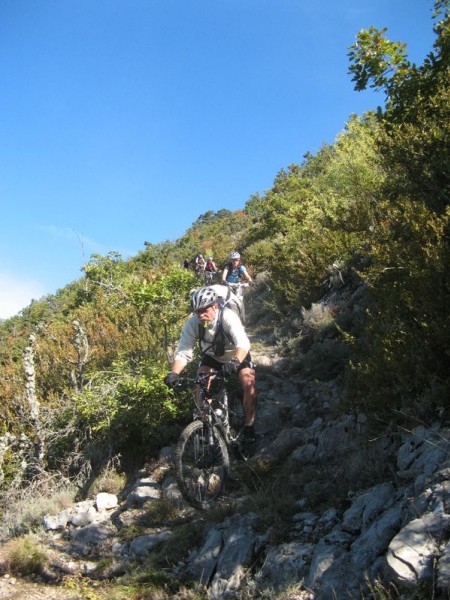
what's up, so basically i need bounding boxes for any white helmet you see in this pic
[229,251,240,260]
[190,287,218,312]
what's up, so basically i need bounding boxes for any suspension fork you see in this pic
[207,414,215,446]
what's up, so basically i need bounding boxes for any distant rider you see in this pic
[204,257,217,272]
[195,254,206,273]
[164,286,257,442]
[222,252,253,286]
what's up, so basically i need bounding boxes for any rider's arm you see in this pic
[233,346,250,364]
[221,267,229,283]
[172,317,198,372]
[241,265,253,283]
[171,358,187,375]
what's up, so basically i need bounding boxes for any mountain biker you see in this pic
[195,254,206,273]
[222,252,253,286]
[204,257,217,272]
[164,286,257,442]
[190,283,244,323]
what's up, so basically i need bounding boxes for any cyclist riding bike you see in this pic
[204,257,217,272]
[222,252,253,286]
[164,286,257,443]
[204,256,218,284]
[195,254,206,274]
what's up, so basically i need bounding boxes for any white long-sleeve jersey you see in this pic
[174,307,250,366]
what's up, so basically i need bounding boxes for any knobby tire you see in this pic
[174,420,229,510]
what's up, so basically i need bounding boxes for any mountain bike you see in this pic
[172,370,246,510]
[227,281,250,297]
[204,270,218,285]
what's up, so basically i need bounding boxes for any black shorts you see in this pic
[200,353,254,372]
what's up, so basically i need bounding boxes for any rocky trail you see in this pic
[2,281,450,599]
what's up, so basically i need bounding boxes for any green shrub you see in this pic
[5,535,48,575]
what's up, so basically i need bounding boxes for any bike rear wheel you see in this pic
[174,420,229,510]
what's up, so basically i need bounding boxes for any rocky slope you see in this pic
[1,277,450,599]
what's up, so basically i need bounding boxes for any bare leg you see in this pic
[239,367,257,426]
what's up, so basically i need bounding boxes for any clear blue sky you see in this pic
[0,0,436,319]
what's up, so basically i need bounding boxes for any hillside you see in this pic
[1,277,450,600]
[0,5,449,598]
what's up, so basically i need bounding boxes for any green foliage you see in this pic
[130,265,198,363]
[245,115,383,309]
[344,202,450,417]
[348,3,450,213]
[379,83,450,214]
[176,208,252,267]
[74,359,185,455]
[348,26,409,96]
[342,1,450,418]
[63,574,106,600]
[131,265,196,312]
[0,0,448,517]
[82,251,125,284]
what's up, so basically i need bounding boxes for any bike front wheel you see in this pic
[174,420,229,510]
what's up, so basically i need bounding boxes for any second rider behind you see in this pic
[222,252,253,285]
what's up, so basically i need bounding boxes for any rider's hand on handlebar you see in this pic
[164,372,180,388]
[222,359,240,376]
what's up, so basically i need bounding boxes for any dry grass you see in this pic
[0,479,77,540]
[87,462,127,496]
[138,496,180,526]
[301,302,337,330]
[235,580,314,599]
[2,534,49,576]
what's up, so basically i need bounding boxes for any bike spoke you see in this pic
[175,421,229,509]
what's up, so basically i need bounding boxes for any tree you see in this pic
[348,1,450,213]
[344,0,450,417]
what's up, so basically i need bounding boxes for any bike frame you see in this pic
[177,371,238,444]
[227,282,250,298]
[194,372,232,442]
[204,270,217,285]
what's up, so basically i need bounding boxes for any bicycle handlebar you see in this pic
[173,370,225,390]
[227,281,252,287]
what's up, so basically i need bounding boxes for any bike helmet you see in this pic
[229,251,240,260]
[190,286,218,312]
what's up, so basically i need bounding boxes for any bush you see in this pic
[4,535,48,575]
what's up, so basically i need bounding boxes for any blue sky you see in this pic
[0,0,436,319]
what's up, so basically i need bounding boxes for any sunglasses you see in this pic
[195,306,213,315]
